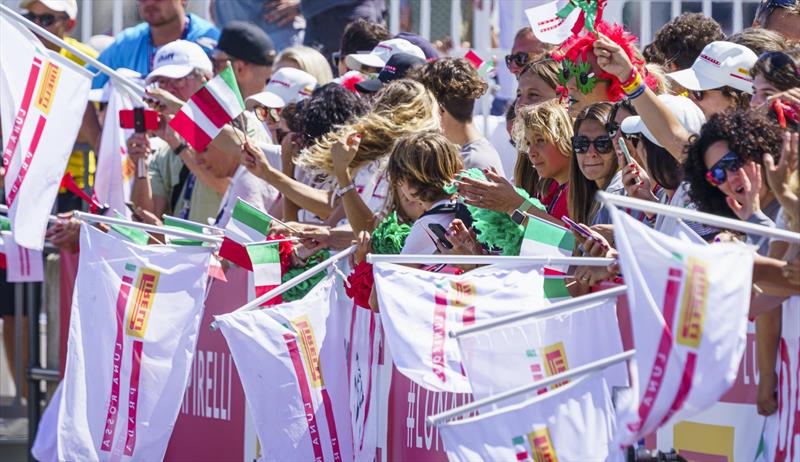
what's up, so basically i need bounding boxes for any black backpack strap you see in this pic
[170,164,190,214]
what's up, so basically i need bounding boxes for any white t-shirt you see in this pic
[215,166,280,227]
[401,200,455,255]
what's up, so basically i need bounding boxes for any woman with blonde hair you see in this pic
[274,46,334,85]
[243,79,438,234]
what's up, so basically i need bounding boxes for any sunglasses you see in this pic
[572,135,614,155]
[705,151,745,186]
[24,12,69,27]
[758,51,800,77]
[505,52,533,68]
[689,90,706,101]
[253,105,281,123]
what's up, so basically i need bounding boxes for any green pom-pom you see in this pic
[281,249,331,302]
[444,168,486,194]
[371,211,411,255]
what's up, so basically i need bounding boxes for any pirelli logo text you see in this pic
[543,342,569,389]
[34,61,61,115]
[676,257,709,348]
[125,269,160,338]
[447,280,476,307]
[292,316,323,388]
[529,427,559,462]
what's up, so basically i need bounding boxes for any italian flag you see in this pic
[0,217,8,268]
[108,213,150,245]
[219,198,273,270]
[163,215,227,281]
[168,64,245,152]
[520,215,575,275]
[247,241,282,306]
[543,276,571,302]
[464,50,495,78]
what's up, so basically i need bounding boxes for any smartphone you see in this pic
[562,216,594,239]
[427,223,454,250]
[124,201,143,221]
[119,108,160,133]
[617,137,642,185]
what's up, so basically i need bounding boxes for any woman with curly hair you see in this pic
[413,57,505,175]
[684,110,783,251]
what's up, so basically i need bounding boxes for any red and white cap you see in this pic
[246,68,317,109]
[345,38,425,70]
[20,0,77,19]
[667,41,758,94]
[145,40,213,83]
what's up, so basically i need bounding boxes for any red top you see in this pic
[540,181,569,221]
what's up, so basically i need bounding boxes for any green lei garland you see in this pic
[444,168,545,256]
[280,249,332,302]
[371,211,411,255]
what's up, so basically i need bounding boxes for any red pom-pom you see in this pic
[267,234,294,274]
[341,71,366,93]
[345,261,374,308]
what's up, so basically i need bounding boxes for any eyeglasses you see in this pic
[689,90,706,101]
[572,135,614,155]
[23,12,69,27]
[606,100,636,138]
[705,151,745,186]
[758,51,800,78]
[253,105,281,123]
[754,0,796,26]
[505,52,534,69]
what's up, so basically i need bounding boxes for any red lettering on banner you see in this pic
[100,274,133,452]
[359,310,377,450]
[123,340,144,456]
[2,57,42,169]
[7,115,47,206]
[633,267,682,431]
[659,352,697,426]
[432,289,448,383]
[320,388,342,461]
[285,333,325,462]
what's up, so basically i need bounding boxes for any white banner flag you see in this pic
[611,207,753,445]
[374,263,548,393]
[346,301,382,461]
[56,225,212,461]
[1,23,92,250]
[525,1,581,45]
[1,230,43,281]
[438,373,623,462]
[458,296,627,402]
[216,275,354,462]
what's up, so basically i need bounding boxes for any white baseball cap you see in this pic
[20,0,77,20]
[621,94,706,147]
[145,40,213,83]
[667,41,758,94]
[345,38,425,70]
[246,68,317,109]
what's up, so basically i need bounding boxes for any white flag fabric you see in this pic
[525,1,582,45]
[32,381,62,462]
[374,263,548,393]
[458,296,627,402]
[438,373,623,462]
[1,28,91,250]
[347,302,382,461]
[94,73,141,217]
[2,230,43,282]
[215,275,354,462]
[611,207,753,445]
[57,225,212,461]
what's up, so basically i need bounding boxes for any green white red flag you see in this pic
[219,198,273,270]
[246,241,282,305]
[168,64,244,152]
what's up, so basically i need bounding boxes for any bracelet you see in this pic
[335,182,356,198]
[626,83,646,100]
[619,68,638,88]
[621,71,643,95]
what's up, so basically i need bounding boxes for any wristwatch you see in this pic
[335,182,356,198]
[511,208,526,225]
[173,142,188,156]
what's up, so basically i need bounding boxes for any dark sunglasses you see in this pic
[689,90,706,101]
[253,105,281,123]
[606,100,637,137]
[572,135,614,155]
[758,51,800,77]
[705,151,745,186]
[24,11,69,27]
[505,52,533,68]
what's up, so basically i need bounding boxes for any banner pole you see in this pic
[366,254,615,266]
[210,245,357,331]
[0,4,145,98]
[450,285,628,338]
[162,214,224,234]
[72,211,221,244]
[599,191,800,243]
[426,349,635,426]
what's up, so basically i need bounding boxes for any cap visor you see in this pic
[246,91,286,109]
[667,68,722,91]
[145,64,193,83]
[354,78,383,94]
[621,116,660,147]
[347,53,386,70]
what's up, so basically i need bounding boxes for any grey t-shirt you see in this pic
[460,137,506,178]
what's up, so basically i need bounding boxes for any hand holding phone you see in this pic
[617,137,641,185]
[121,108,160,179]
[562,216,594,240]
[428,223,454,250]
[125,201,144,221]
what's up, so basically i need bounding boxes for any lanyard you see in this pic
[148,15,191,73]
[178,174,196,219]
[546,183,567,216]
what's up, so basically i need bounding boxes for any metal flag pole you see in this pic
[73,211,221,244]
[209,245,357,331]
[366,254,615,266]
[599,191,800,243]
[426,349,635,426]
[0,4,145,98]
[450,285,628,338]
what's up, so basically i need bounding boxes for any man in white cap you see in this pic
[344,38,425,73]
[666,41,758,118]
[246,67,318,111]
[127,40,228,225]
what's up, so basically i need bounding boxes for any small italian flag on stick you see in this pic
[169,63,245,152]
[519,214,575,275]
[246,241,282,306]
[163,215,227,281]
[464,50,496,78]
[219,198,273,270]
